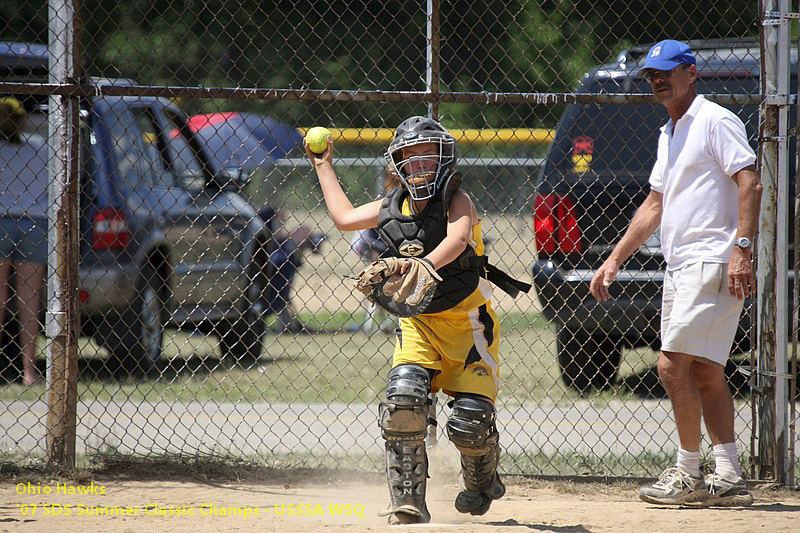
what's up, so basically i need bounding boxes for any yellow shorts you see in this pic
[392,301,500,402]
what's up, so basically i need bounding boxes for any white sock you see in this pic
[676,448,701,478]
[713,442,742,480]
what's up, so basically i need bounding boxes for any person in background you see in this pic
[258,205,325,334]
[348,227,395,333]
[0,96,48,385]
[347,172,394,333]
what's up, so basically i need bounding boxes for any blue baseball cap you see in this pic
[638,40,696,74]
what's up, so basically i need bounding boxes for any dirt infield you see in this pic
[3,471,799,533]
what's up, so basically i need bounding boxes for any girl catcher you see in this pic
[307,116,528,524]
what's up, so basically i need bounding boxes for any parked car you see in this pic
[531,39,774,392]
[0,42,272,377]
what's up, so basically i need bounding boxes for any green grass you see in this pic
[501,449,675,478]
[0,210,772,410]
[0,309,661,406]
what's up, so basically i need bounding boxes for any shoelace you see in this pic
[706,475,731,495]
[655,467,693,489]
[707,476,719,495]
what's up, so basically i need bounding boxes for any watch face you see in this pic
[736,237,751,248]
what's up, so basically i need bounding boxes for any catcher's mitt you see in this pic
[353,257,442,317]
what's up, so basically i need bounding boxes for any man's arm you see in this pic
[589,190,663,302]
[728,165,762,300]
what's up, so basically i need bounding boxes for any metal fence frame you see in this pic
[0,0,796,484]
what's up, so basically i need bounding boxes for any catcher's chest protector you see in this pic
[377,187,480,314]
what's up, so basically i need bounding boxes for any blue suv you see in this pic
[1,42,271,377]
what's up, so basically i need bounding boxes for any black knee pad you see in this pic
[446,395,497,454]
[386,364,431,407]
[380,365,432,439]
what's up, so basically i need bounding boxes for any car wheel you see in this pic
[96,269,166,378]
[217,280,266,366]
[556,326,621,393]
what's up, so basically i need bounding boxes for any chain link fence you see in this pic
[0,0,797,482]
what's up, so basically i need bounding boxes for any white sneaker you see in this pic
[686,474,753,507]
[639,467,708,505]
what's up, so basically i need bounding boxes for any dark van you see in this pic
[531,39,765,392]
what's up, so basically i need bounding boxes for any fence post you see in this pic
[426,0,441,121]
[792,19,799,481]
[757,0,791,483]
[45,0,81,468]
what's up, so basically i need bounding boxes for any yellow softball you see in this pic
[305,126,332,154]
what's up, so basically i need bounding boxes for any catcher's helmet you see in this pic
[386,116,457,201]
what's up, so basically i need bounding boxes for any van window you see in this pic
[162,110,205,184]
[105,105,163,190]
[132,107,172,186]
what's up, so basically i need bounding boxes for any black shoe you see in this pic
[455,491,492,515]
[455,475,505,516]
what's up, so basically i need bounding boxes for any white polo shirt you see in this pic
[649,95,756,270]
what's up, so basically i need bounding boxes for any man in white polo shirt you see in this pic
[589,40,762,507]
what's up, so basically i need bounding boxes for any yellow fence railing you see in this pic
[297,128,555,145]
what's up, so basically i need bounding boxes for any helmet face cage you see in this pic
[385,117,457,201]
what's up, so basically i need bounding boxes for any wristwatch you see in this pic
[734,236,752,249]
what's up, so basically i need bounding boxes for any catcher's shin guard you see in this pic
[377,365,432,524]
[446,395,506,516]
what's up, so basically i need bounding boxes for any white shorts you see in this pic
[661,261,744,366]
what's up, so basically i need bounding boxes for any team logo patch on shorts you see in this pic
[471,366,489,377]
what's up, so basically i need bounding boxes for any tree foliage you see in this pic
[1,0,757,128]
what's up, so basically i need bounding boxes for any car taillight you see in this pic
[534,194,557,254]
[556,195,582,253]
[78,289,90,304]
[533,193,582,255]
[92,208,129,250]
